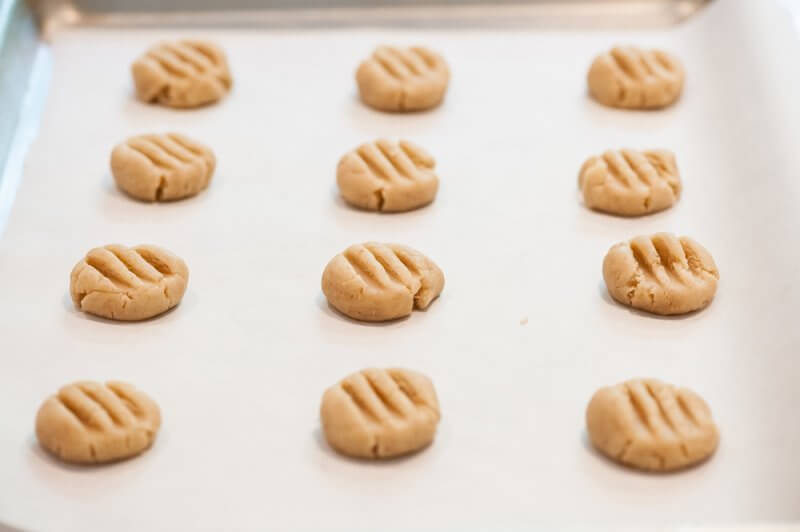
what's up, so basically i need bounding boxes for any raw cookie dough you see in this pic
[321,368,440,459]
[321,242,444,321]
[587,46,684,109]
[586,378,719,471]
[131,40,232,108]
[337,138,438,212]
[111,133,215,201]
[579,148,680,216]
[36,380,161,464]
[356,45,449,112]
[70,244,189,321]
[602,233,718,315]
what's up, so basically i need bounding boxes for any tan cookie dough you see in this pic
[70,244,189,321]
[321,367,440,459]
[586,378,719,471]
[579,148,680,216]
[36,380,161,464]
[588,46,684,109]
[321,242,444,322]
[337,139,438,212]
[602,233,719,315]
[356,45,449,112]
[111,133,215,201]
[132,40,231,108]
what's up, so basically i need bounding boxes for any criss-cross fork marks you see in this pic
[619,380,708,455]
[146,41,231,87]
[54,382,149,432]
[338,369,436,426]
[81,245,177,291]
[626,234,718,289]
[341,243,423,294]
[598,149,679,196]
[370,46,440,82]
[354,140,434,186]
[608,47,679,84]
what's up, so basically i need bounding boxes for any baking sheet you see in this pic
[2,0,800,529]
[0,0,38,179]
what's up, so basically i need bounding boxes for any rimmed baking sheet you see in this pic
[1,0,799,529]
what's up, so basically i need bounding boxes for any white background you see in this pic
[1,0,799,529]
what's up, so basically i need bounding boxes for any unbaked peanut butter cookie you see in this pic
[337,139,438,212]
[131,40,231,108]
[36,380,161,464]
[70,244,189,321]
[602,233,718,315]
[586,378,719,471]
[579,148,680,216]
[111,133,215,201]
[356,45,449,112]
[321,367,440,459]
[588,46,684,109]
[321,242,444,322]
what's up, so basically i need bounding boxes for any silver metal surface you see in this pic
[29,0,712,31]
[0,0,37,175]
[0,0,48,238]
[70,0,708,9]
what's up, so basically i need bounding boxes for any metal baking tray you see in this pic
[2,0,799,530]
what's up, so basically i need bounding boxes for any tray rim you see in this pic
[27,0,714,33]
